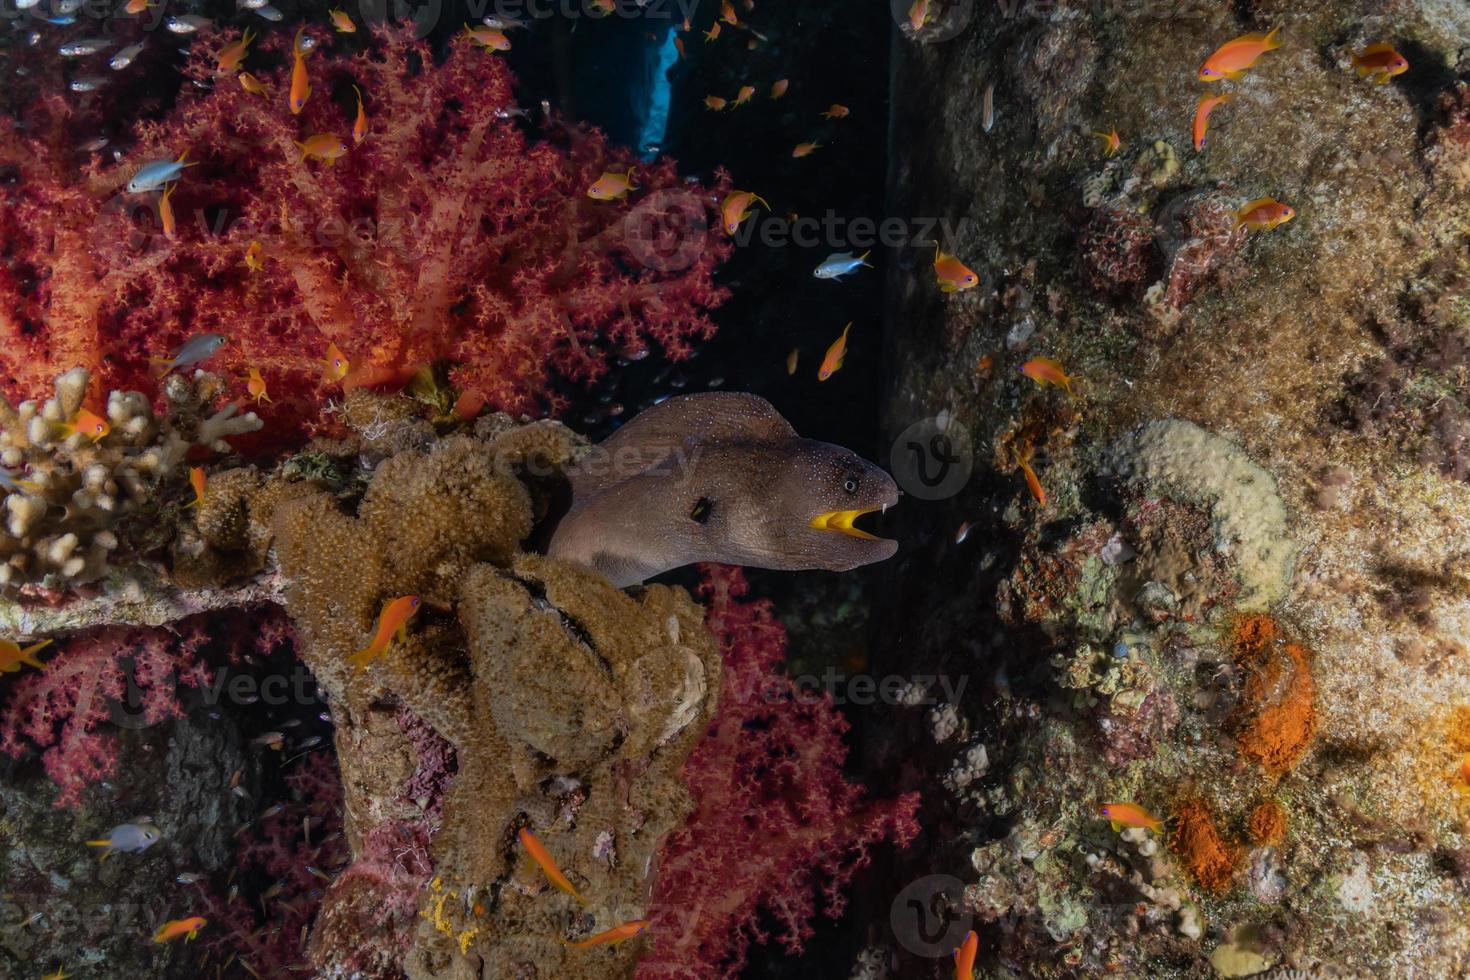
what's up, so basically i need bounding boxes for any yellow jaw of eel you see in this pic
[807,508,881,540]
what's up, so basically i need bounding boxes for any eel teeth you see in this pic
[808,508,881,540]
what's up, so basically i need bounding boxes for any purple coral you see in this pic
[1080,206,1155,297]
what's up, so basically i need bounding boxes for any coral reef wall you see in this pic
[871,1,1470,976]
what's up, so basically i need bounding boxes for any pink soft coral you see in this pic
[0,27,730,435]
[638,566,921,978]
[0,622,211,807]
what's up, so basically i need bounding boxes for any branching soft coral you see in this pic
[0,607,286,807]
[0,27,730,429]
[637,566,921,979]
[0,621,210,807]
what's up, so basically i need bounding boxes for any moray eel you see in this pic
[548,392,899,588]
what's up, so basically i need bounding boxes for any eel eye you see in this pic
[690,497,712,524]
[843,476,859,493]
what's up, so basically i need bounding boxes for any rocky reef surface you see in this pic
[868,1,1470,976]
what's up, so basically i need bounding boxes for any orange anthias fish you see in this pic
[770,78,789,99]
[673,35,687,60]
[158,183,178,240]
[239,71,268,96]
[1199,27,1282,81]
[330,8,356,33]
[934,246,979,293]
[822,103,850,120]
[1352,42,1408,84]
[215,27,255,73]
[322,342,350,384]
[296,133,348,164]
[247,367,272,404]
[1234,196,1294,231]
[733,85,755,106]
[953,929,978,980]
[703,22,721,42]
[908,0,931,32]
[187,466,207,509]
[152,917,207,943]
[720,0,738,24]
[352,85,369,144]
[0,638,51,673]
[464,25,512,51]
[124,0,151,12]
[61,408,110,442]
[518,827,587,905]
[243,239,264,271]
[587,167,638,201]
[786,348,799,375]
[1019,357,1077,395]
[792,141,821,158]
[347,595,422,670]
[562,919,650,949]
[289,28,311,114]
[1193,93,1233,151]
[1094,128,1121,156]
[1019,457,1046,507]
[720,190,767,235]
[817,322,851,381]
[1100,802,1164,834]
[704,95,728,111]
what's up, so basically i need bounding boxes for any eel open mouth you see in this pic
[807,507,886,540]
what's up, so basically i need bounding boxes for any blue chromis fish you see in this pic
[813,250,872,280]
[86,821,162,859]
[150,333,227,373]
[126,153,195,194]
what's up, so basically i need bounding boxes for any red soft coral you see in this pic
[0,27,730,443]
[637,566,921,979]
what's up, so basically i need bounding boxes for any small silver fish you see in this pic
[14,0,42,9]
[126,155,194,193]
[483,14,528,30]
[85,821,162,859]
[238,0,269,8]
[153,333,227,371]
[296,32,319,53]
[253,4,283,21]
[56,0,82,11]
[251,730,284,748]
[165,14,212,33]
[175,872,206,884]
[44,15,77,24]
[68,76,107,92]
[954,521,974,545]
[982,82,995,133]
[58,37,112,57]
[110,41,145,70]
[813,250,872,280]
